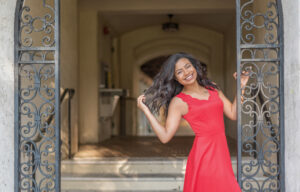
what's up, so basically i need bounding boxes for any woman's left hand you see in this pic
[137,94,149,112]
[233,70,250,88]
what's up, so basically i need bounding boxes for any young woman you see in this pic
[137,52,249,191]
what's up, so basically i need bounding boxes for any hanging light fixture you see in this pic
[162,14,179,32]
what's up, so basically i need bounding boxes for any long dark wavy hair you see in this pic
[144,52,219,117]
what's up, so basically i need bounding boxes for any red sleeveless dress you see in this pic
[176,87,241,192]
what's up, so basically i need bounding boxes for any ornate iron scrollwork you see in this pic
[15,0,60,191]
[237,0,284,191]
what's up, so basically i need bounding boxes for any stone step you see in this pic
[62,157,187,176]
[61,157,187,191]
[61,157,268,191]
[62,156,263,176]
[62,173,184,192]
[62,174,269,192]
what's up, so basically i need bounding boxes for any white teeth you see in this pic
[185,74,193,80]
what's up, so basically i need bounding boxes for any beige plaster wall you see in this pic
[224,18,237,139]
[78,11,115,144]
[60,0,79,157]
[79,10,100,144]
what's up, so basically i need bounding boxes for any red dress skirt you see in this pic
[175,87,241,192]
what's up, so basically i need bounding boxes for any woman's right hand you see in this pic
[137,94,149,112]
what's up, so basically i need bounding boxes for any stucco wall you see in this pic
[282,0,300,190]
[0,0,16,191]
[78,11,115,144]
[78,10,100,144]
[60,0,79,157]
[223,17,237,139]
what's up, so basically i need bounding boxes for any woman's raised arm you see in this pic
[137,96,187,143]
[214,71,249,121]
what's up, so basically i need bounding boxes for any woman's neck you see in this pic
[182,82,204,93]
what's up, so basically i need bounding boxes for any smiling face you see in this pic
[174,57,197,86]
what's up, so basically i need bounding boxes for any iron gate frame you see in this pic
[236,0,285,191]
[14,0,60,191]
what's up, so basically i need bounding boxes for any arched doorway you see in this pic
[14,0,285,191]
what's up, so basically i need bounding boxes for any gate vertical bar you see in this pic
[236,0,242,186]
[277,0,285,190]
[54,0,61,191]
[14,1,23,191]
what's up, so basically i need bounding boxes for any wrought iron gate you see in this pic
[13,0,285,191]
[14,0,60,191]
[236,0,284,191]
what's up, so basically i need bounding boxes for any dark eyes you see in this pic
[176,64,192,75]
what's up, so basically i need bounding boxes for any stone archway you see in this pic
[9,0,290,191]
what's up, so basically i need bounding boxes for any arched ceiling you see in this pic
[79,0,236,35]
[101,12,235,35]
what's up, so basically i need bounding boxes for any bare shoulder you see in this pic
[214,87,222,95]
[211,81,224,96]
[169,96,187,108]
[211,81,219,91]
[216,89,225,99]
[169,96,188,115]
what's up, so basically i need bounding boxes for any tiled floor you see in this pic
[74,136,238,159]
